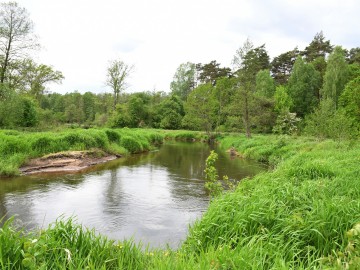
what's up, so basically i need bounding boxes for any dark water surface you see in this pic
[0,142,265,248]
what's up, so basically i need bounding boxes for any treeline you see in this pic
[0,1,359,140]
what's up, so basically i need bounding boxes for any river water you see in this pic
[0,142,264,248]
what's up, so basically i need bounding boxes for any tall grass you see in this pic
[0,128,165,176]
[182,135,360,268]
[1,132,360,268]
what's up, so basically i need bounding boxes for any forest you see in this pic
[0,2,359,140]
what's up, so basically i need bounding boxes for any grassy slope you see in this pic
[1,132,360,269]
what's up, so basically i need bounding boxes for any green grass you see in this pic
[0,128,165,176]
[1,132,360,269]
[160,129,206,141]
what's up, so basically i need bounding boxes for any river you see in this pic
[0,142,265,248]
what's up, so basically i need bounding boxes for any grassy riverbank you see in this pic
[1,132,360,269]
[0,128,164,176]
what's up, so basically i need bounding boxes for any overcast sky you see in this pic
[15,0,360,94]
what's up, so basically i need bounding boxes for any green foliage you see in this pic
[322,46,349,108]
[154,95,184,130]
[321,223,360,269]
[0,128,164,176]
[106,59,133,109]
[204,151,223,197]
[339,76,360,127]
[255,69,275,98]
[271,47,299,85]
[183,83,218,133]
[305,99,354,141]
[273,111,301,135]
[302,31,333,62]
[0,88,39,128]
[19,97,38,127]
[105,129,121,143]
[170,62,196,100]
[196,60,231,85]
[287,57,322,117]
[120,136,143,153]
[233,40,270,76]
[184,135,360,268]
[274,85,292,113]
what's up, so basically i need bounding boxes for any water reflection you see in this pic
[0,142,265,248]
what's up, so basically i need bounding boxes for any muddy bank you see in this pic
[226,147,244,158]
[20,150,119,175]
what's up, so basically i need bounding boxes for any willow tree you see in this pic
[0,2,39,85]
[106,59,134,110]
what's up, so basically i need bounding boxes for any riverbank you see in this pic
[19,150,118,175]
[1,132,360,269]
[0,128,165,176]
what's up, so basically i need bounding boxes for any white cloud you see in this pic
[14,0,360,94]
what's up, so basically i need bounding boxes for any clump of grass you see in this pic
[120,136,143,154]
[105,129,122,143]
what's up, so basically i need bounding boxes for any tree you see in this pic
[196,60,231,86]
[170,62,196,100]
[213,76,236,130]
[301,31,333,62]
[339,76,360,127]
[305,98,353,141]
[182,83,218,134]
[106,59,133,110]
[232,39,270,76]
[64,92,84,124]
[231,40,270,137]
[272,86,299,135]
[154,95,184,129]
[83,92,96,123]
[274,85,292,114]
[255,69,275,98]
[287,57,321,117]
[322,46,349,108]
[346,47,360,65]
[0,2,39,85]
[271,48,299,85]
[16,59,64,100]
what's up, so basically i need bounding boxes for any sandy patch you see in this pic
[20,150,119,175]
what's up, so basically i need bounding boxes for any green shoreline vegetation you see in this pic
[0,128,166,176]
[1,130,360,269]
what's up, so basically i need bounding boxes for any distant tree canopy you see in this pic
[0,6,358,143]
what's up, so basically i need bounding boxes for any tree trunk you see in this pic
[0,39,11,84]
[242,94,252,138]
